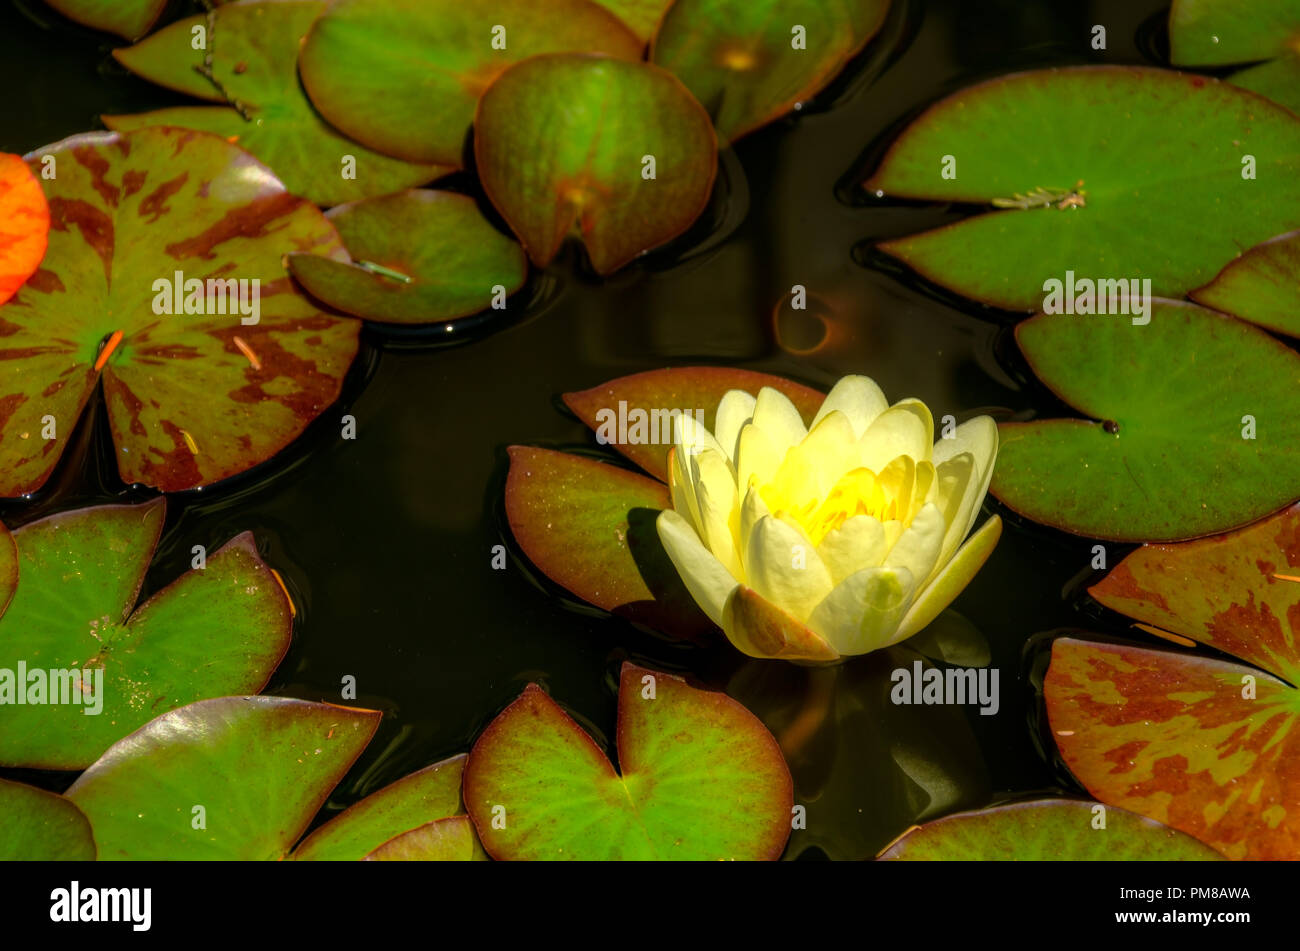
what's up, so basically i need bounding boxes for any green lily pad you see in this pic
[0,499,294,769]
[0,519,15,617]
[107,1,448,206]
[1046,636,1300,860]
[66,696,381,860]
[1,127,360,496]
[287,190,527,324]
[0,152,50,308]
[866,67,1300,310]
[878,799,1224,860]
[41,0,168,40]
[562,366,825,482]
[474,53,718,274]
[1231,54,1300,114]
[463,663,793,860]
[651,0,888,142]
[364,816,488,861]
[299,0,642,167]
[505,446,713,641]
[0,778,96,860]
[1169,0,1300,66]
[594,0,672,42]
[990,301,1300,542]
[1192,230,1300,337]
[292,754,469,860]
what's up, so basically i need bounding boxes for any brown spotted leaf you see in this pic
[1045,636,1300,860]
[1090,503,1300,683]
[0,128,360,496]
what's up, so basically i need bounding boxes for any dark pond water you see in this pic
[0,0,1180,859]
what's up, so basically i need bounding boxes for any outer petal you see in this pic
[816,514,888,583]
[691,447,742,580]
[805,565,914,656]
[860,399,934,471]
[738,482,770,563]
[894,515,1002,642]
[931,451,977,565]
[751,386,807,456]
[932,416,998,558]
[713,389,756,464]
[656,509,739,627]
[811,375,888,438]
[721,586,839,662]
[744,514,834,622]
[668,446,702,534]
[883,502,946,586]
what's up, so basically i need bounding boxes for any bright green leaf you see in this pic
[364,816,487,861]
[0,778,96,860]
[1169,0,1300,66]
[1192,229,1300,337]
[990,302,1300,541]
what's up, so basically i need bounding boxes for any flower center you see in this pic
[763,466,902,547]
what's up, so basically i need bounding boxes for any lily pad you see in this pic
[0,520,14,617]
[292,753,469,860]
[300,0,642,167]
[1046,637,1300,860]
[0,153,50,307]
[107,1,448,206]
[505,446,713,641]
[66,696,380,859]
[990,301,1300,542]
[1192,230,1300,337]
[1,127,360,496]
[41,0,168,40]
[474,53,718,274]
[364,816,487,861]
[594,0,672,42]
[0,499,293,769]
[463,663,793,859]
[562,365,825,482]
[1169,0,1300,66]
[866,67,1300,310]
[1231,54,1300,114]
[878,799,1224,860]
[651,0,888,142]
[0,778,96,860]
[287,190,526,324]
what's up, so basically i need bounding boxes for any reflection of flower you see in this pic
[656,376,1001,662]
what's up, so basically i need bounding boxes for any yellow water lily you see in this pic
[656,376,1001,662]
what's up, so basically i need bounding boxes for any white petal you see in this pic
[668,446,702,535]
[805,565,914,656]
[656,509,738,627]
[816,514,888,583]
[751,386,807,456]
[713,390,756,465]
[883,502,946,587]
[812,375,888,438]
[766,410,860,506]
[895,515,1002,641]
[691,448,742,580]
[859,398,934,471]
[735,421,783,495]
[744,514,834,622]
[738,482,771,564]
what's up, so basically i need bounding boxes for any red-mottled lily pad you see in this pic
[364,817,487,861]
[66,696,380,860]
[991,302,1300,542]
[505,446,713,641]
[107,1,447,206]
[287,190,526,324]
[475,54,718,274]
[0,778,96,860]
[652,0,888,142]
[292,754,476,860]
[300,0,642,167]
[1046,637,1300,860]
[1,127,360,496]
[866,67,1300,310]
[1192,230,1300,337]
[879,799,1224,860]
[463,663,792,860]
[0,154,50,308]
[0,499,293,769]
[563,365,824,481]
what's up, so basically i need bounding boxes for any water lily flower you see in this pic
[656,376,1001,662]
